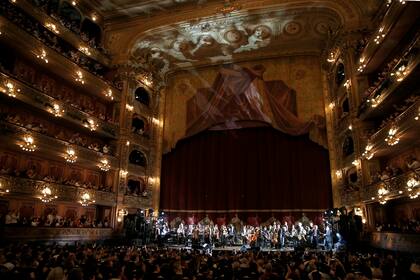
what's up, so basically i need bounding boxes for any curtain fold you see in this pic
[160,127,332,215]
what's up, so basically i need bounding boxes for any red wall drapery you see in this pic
[160,127,332,219]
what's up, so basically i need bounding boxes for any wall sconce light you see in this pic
[120,170,128,178]
[335,170,342,179]
[117,209,128,222]
[126,104,133,112]
[352,159,361,168]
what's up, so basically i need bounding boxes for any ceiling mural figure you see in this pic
[130,8,341,74]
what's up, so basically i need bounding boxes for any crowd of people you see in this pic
[0,111,115,156]
[370,155,419,184]
[29,0,106,52]
[0,242,419,280]
[1,210,110,229]
[376,218,420,234]
[0,0,121,89]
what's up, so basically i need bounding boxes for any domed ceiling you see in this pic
[95,0,382,76]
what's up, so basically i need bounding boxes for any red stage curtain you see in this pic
[160,127,332,218]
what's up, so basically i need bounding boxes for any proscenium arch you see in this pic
[121,0,369,61]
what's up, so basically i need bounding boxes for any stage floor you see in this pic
[164,244,296,252]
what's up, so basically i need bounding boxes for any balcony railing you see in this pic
[0,175,117,206]
[341,169,420,206]
[365,99,420,158]
[0,72,118,139]
[358,33,420,118]
[0,0,119,90]
[0,121,118,168]
[20,0,111,65]
[123,194,152,209]
[0,17,121,99]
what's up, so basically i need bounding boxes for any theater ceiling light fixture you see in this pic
[48,103,64,117]
[80,192,95,206]
[406,177,419,192]
[126,104,133,112]
[19,135,36,152]
[64,147,77,163]
[36,49,48,63]
[98,158,111,172]
[352,159,361,168]
[40,185,57,203]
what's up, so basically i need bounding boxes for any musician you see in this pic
[228,224,236,245]
[324,224,333,250]
[204,225,211,244]
[279,223,288,248]
[310,224,320,248]
[261,226,270,248]
[192,225,200,247]
[297,222,307,243]
[221,224,228,247]
[212,224,220,246]
[177,222,185,244]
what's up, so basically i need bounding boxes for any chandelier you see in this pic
[64,147,77,163]
[40,185,57,203]
[98,158,111,172]
[385,126,399,146]
[19,135,36,152]
[80,192,95,206]
[391,64,407,82]
[84,119,98,131]
[104,89,114,100]
[36,49,49,64]
[48,103,64,117]
[4,81,20,97]
[75,71,85,84]
[362,143,375,160]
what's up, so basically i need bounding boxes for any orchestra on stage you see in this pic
[152,217,335,250]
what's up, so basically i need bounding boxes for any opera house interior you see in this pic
[0,0,419,279]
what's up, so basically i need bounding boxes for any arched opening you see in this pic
[129,150,147,167]
[134,87,150,107]
[58,1,82,32]
[127,179,145,195]
[132,117,145,135]
[80,18,102,46]
[342,136,354,157]
[335,63,346,86]
[342,98,350,113]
